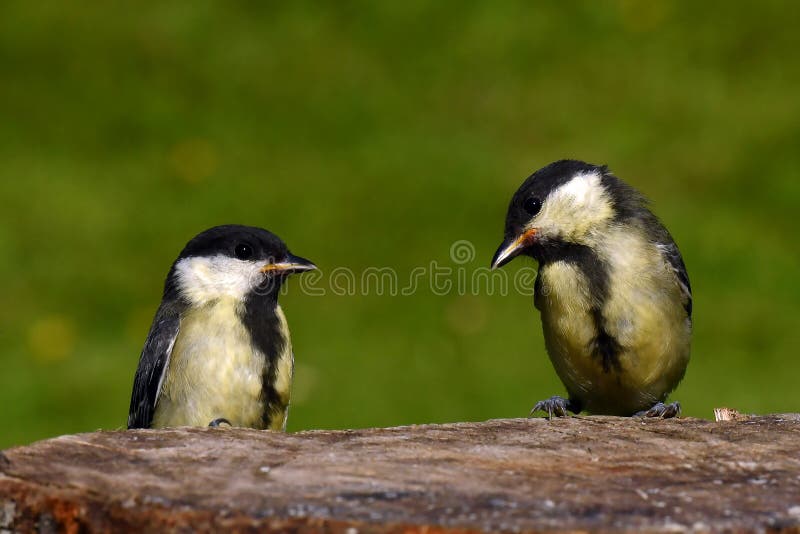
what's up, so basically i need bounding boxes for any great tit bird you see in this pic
[491,160,691,418]
[127,225,315,430]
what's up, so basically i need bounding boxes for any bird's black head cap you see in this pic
[163,225,315,304]
[504,160,607,238]
[177,224,290,264]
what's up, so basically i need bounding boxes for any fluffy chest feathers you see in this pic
[153,298,293,430]
[535,228,691,414]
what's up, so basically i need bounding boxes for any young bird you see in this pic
[491,160,691,418]
[127,225,315,430]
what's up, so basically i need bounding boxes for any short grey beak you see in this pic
[261,253,317,274]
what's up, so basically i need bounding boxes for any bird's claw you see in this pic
[636,401,681,418]
[530,396,574,419]
[208,418,232,427]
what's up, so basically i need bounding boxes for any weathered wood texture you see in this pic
[2,415,800,533]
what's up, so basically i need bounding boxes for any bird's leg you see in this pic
[635,401,681,418]
[529,396,582,419]
[208,418,232,427]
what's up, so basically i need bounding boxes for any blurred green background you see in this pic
[1,1,799,449]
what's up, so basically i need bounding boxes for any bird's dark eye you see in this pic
[523,197,543,216]
[234,243,254,260]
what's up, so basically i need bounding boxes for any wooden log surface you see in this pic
[2,415,800,533]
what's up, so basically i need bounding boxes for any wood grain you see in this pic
[2,415,800,532]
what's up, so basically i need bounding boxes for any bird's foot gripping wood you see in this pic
[208,418,232,427]
[636,402,681,418]
[529,396,581,419]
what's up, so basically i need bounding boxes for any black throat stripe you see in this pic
[241,291,288,428]
[533,240,623,374]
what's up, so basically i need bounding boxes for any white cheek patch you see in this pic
[174,255,263,305]
[533,171,614,242]
[558,171,603,202]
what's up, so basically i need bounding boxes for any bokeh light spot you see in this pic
[28,315,77,363]
[292,362,318,406]
[617,0,673,32]
[445,296,488,336]
[168,138,218,184]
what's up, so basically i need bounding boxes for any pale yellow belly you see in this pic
[537,258,691,415]
[152,300,293,430]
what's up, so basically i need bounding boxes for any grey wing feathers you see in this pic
[127,304,182,429]
[657,242,692,318]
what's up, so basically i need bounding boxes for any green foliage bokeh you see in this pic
[1,1,799,448]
